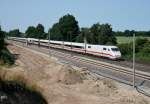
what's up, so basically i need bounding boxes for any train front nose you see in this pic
[112,50,121,58]
[115,52,121,59]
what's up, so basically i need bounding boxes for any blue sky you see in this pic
[0,0,150,32]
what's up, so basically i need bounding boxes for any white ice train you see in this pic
[8,37,122,60]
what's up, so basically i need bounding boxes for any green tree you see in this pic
[25,26,36,38]
[8,29,21,37]
[75,34,84,43]
[25,24,46,39]
[76,27,94,43]
[135,31,148,36]
[130,30,135,36]
[135,38,149,52]
[147,31,150,36]
[124,30,131,37]
[139,43,150,56]
[49,23,63,41]
[113,31,124,36]
[118,43,133,56]
[113,30,150,37]
[124,30,135,37]
[59,14,79,41]
[137,40,150,61]
[90,23,116,45]
[90,23,100,44]
[36,24,46,39]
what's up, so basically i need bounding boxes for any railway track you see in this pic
[48,47,150,80]
[8,39,150,72]
[32,41,150,73]
[8,40,150,85]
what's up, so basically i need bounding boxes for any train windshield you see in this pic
[111,48,119,51]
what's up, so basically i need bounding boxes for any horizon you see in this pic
[0,0,150,32]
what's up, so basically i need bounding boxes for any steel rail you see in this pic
[9,39,150,81]
[50,49,150,80]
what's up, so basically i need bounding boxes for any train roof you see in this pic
[39,39,118,48]
[10,37,118,48]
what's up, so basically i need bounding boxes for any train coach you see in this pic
[8,37,121,60]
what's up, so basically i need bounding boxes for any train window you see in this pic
[64,45,71,47]
[103,48,106,50]
[88,46,91,48]
[72,46,83,48]
[111,48,119,51]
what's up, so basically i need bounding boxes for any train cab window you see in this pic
[103,48,106,50]
[88,46,91,48]
[111,48,119,51]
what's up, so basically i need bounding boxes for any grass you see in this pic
[0,65,48,103]
[116,36,150,44]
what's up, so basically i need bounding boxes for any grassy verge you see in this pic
[0,65,47,103]
[116,36,150,44]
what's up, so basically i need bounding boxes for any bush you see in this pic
[0,48,15,65]
[135,38,149,52]
[140,43,150,55]
[118,43,133,55]
[0,26,15,65]
[118,43,133,60]
[118,38,150,62]
[136,43,150,61]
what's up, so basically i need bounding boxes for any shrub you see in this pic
[136,43,150,61]
[135,38,149,52]
[0,48,15,65]
[118,38,150,61]
[0,27,15,65]
[118,43,132,55]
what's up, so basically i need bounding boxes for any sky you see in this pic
[0,0,150,32]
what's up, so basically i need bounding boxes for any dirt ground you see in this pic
[0,44,150,104]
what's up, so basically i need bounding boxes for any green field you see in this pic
[116,36,150,44]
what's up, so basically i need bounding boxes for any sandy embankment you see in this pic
[0,45,149,104]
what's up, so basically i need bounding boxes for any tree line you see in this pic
[2,14,150,62]
[114,30,150,37]
[6,14,150,45]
